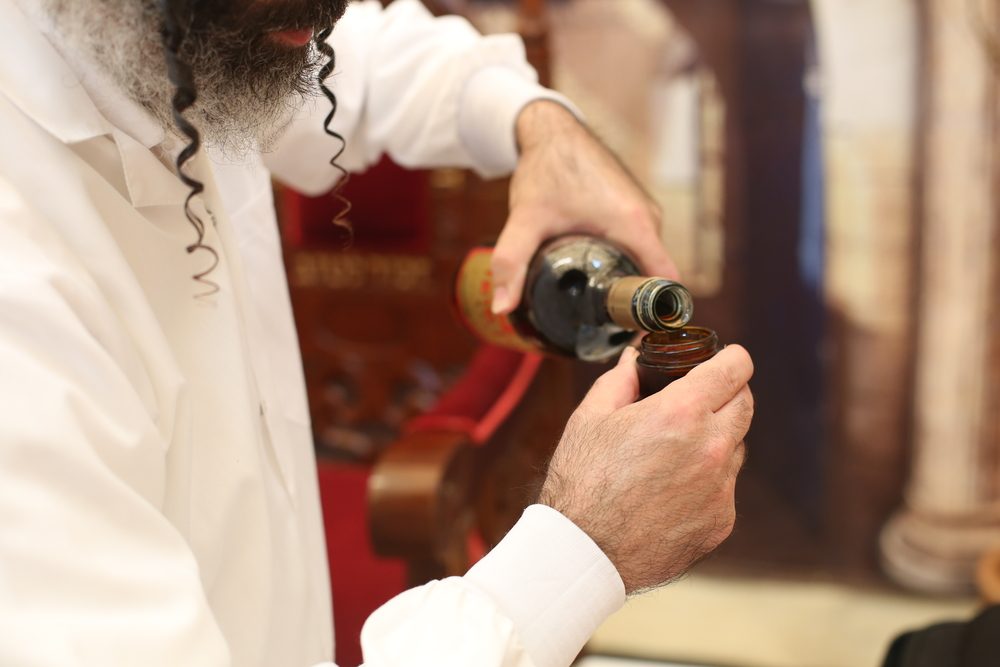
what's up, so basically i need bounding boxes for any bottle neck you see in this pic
[605,276,694,332]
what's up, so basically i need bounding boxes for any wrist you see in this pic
[515,99,585,154]
[465,505,625,666]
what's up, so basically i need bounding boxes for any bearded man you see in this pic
[0,1,754,665]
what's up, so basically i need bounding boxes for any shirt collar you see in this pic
[0,0,111,143]
[2,0,188,207]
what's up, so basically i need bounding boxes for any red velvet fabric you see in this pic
[318,462,406,667]
[405,345,529,438]
[281,157,431,253]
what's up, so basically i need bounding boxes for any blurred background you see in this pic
[275,0,1000,665]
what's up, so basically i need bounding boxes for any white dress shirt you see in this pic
[0,1,625,666]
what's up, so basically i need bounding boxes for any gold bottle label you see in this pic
[454,247,535,352]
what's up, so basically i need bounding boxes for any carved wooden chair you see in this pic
[277,2,572,664]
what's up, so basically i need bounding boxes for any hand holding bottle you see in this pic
[490,100,680,314]
[540,344,754,594]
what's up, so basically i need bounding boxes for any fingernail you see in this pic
[491,287,510,315]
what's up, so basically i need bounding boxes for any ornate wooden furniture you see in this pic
[362,0,569,583]
[278,2,572,664]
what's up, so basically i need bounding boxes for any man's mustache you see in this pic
[192,0,350,35]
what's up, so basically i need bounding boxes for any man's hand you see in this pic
[540,345,754,594]
[490,101,679,314]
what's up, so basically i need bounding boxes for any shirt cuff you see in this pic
[457,66,583,179]
[464,504,625,667]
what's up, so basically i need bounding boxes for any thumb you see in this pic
[580,347,640,414]
[490,209,546,314]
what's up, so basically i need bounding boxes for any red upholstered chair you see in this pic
[315,339,570,667]
[367,345,547,582]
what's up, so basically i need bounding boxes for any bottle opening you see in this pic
[636,326,721,397]
[639,326,720,365]
[654,327,711,344]
[654,292,679,322]
[637,280,693,331]
[606,277,694,334]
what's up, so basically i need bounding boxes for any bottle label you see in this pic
[454,247,535,352]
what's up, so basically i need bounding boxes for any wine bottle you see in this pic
[453,235,694,362]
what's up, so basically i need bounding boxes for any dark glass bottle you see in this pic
[636,326,721,397]
[454,235,694,362]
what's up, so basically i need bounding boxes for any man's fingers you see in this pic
[490,209,547,314]
[663,345,754,413]
[714,384,755,445]
[609,223,681,281]
[581,346,640,414]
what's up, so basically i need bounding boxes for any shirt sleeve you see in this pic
[0,180,232,666]
[264,0,579,195]
[360,505,626,667]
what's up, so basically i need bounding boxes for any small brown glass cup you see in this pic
[636,326,721,398]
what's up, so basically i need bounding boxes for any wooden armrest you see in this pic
[368,430,476,583]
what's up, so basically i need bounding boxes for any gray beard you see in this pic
[41,0,325,158]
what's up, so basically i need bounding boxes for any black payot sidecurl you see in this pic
[315,27,353,247]
[159,0,220,298]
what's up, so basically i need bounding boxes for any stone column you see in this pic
[811,0,921,570]
[880,0,1000,594]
